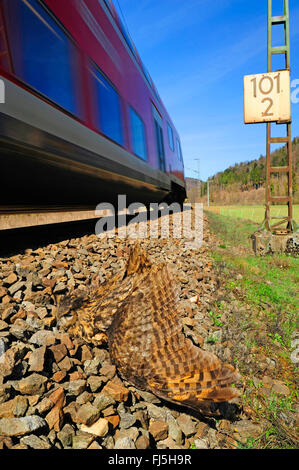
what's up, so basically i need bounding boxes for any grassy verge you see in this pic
[206,204,299,225]
[205,210,299,449]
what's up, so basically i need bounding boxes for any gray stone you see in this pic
[0,320,8,331]
[206,428,219,449]
[26,314,44,330]
[29,330,56,346]
[76,403,100,426]
[8,281,25,296]
[194,438,209,449]
[28,346,46,372]
[146,403,167,421]
[57,356,73,372]
[114,437,136,449]
[176,413,197,437]
[157,436,184,449]
[36,397,54,416]
[133,409,148,430]
[57,424,75,448]
[0,306,15,322]
[252,376,261,388]
[21,301,35,313]
[272,381,290,396]
[166,412,183,444]
[119,412,137,429]
[99,363,116,379]
[53,282,67,294]
[83,357,102,376]
[93,393,115,411]
[72,431,95,449]
[277,411,297,427]
[46,430,56,445]
[87,375,105,393]
[76,391,93,405]
[136,389,161,404]
[13,396,28,417]
[0,384,12,404]
[0,396,28,419]
[0,416,47,436]
[20,434,51,449]
[117,427,140,442]
[101,435,115,449]
[9,319,33,340]
[67,380,86,396]
[116,402,126,415]
[234,420,265,441]
[18,373,48,395]
[3,272,18,286]
[88,441,102,449]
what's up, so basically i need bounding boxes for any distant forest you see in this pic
[186,137,299,205]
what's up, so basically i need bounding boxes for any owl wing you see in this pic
[107,262,240,411]
[57,243,150,337]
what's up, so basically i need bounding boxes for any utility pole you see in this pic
[244,0,298,254]
[194,158,201,201]
[264,0,293,234]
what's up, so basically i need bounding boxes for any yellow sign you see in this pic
[244,70,291,124]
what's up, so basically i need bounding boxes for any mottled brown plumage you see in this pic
[57,244,240,413]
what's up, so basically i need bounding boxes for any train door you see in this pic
[152,105,166,172]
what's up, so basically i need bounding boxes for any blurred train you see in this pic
[0,0,186,209]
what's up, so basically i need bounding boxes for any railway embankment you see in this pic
[0,211,297,449]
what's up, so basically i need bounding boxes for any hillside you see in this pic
[186,137,299,205]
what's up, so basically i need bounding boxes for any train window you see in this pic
[3,0,79,116]
[176,139,183,162]
[142,63,153,88]
[120,23,137,58]
[103,0,114,14]
[167,123,174,152]
[102,0,136,58]
[129,107,147,161]
[152,105,166,172]
[91,67,124,146]
[153,83,161,105]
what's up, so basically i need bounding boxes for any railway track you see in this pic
[0,203,149,256]
[0,206,100,231]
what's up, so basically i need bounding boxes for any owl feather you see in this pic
[57,244,240,413]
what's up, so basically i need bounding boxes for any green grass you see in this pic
[207,204,299,225]
[206,335,219,344]
[207,211,298,347]
[207,210,258,248]
[206,210,299,449]
[208,311,224,327]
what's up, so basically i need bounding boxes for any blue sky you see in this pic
[116,0,299,181]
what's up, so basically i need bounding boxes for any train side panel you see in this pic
[0,0,186,208]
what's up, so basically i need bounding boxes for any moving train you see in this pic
[0,0,186,211]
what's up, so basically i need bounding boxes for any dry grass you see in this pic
[206,205,299,225]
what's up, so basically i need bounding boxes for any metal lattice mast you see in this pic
[265,0,293,233]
